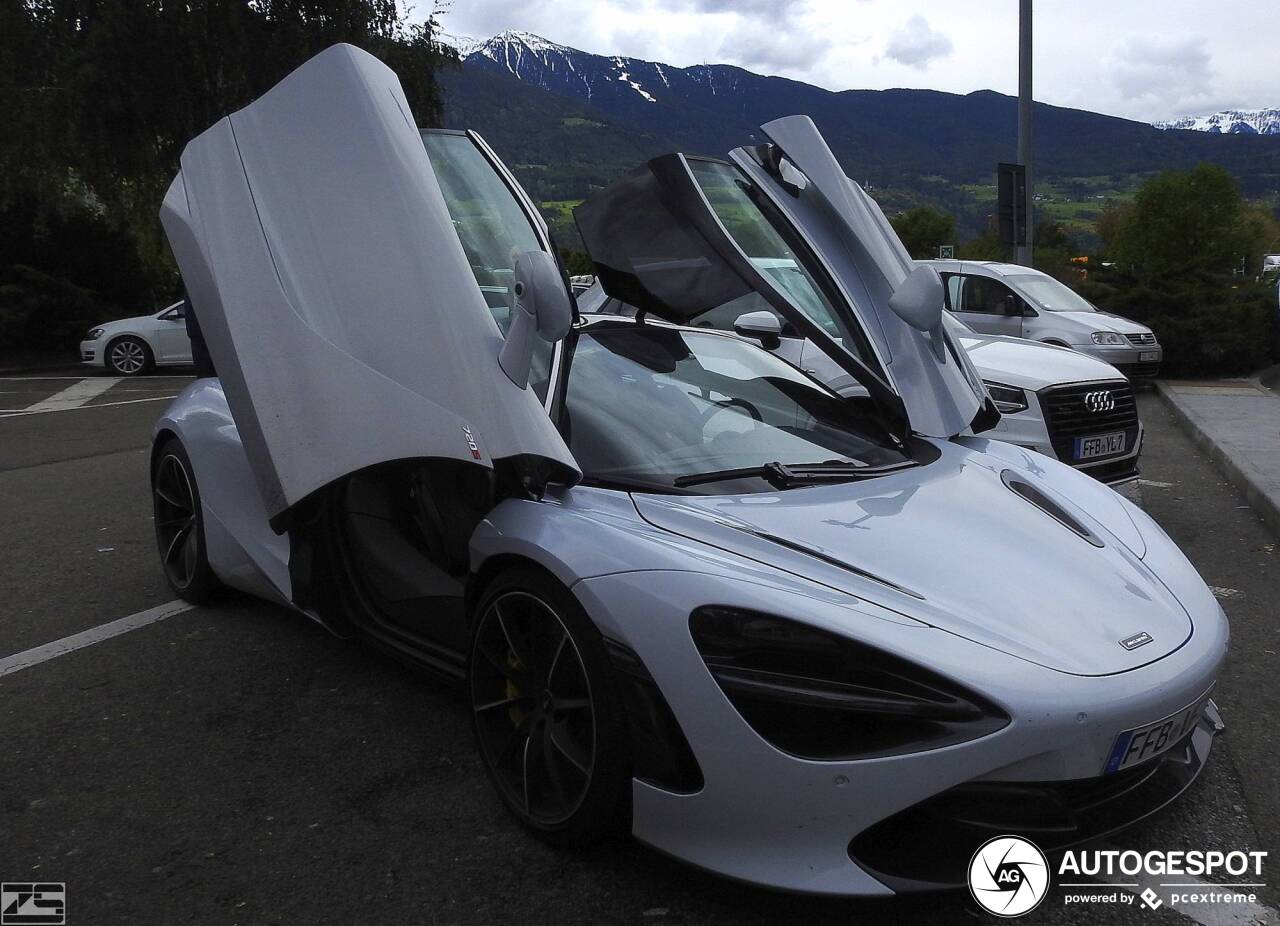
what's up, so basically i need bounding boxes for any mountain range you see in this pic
[438,31,1280,244]
[1155,109,1280,136]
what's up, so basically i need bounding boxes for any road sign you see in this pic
[938,245,955,259]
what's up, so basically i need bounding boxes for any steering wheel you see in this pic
[699,397,763,430]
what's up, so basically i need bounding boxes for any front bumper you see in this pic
[79,339,103,365]
[978,389,1143,486]
[1074,343,1163,379]
[574,569,1227,896]
[851,700,1223,889]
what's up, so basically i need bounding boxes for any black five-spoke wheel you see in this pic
[152,439,220,603]
[469,569,630,845]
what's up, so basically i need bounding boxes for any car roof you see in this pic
[919,259,1047,279]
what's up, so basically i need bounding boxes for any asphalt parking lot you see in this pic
[2,372,1278,925]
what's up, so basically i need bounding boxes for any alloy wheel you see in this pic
[154,453,199,590]
[471,591,596,825]
[109,339,147,374]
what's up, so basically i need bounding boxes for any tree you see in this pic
[1107,163,1266,278]
[890,206,955,259]
[0,1,454,358]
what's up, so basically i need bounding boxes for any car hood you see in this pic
[958,332,1125,389]
[1049,311,1151,336]
[631,446,1193,676]
[94,315,154,332]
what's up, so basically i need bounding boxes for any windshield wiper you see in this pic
[672,459,917,490]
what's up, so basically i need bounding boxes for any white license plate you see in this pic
[1139,351,1159,362]
[1104,692,1211,774]
[1074,431,1126,460]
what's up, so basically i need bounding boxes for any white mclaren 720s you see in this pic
[149,44,1226,895]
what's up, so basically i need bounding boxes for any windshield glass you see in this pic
[562,326,910,491]
[1005,274,1096,313]
[421,132,542,332]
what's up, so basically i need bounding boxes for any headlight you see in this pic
[690,607,1009,760]
[983,381,1028,414]
[86,327,104,340]
[1090,331,1127,346]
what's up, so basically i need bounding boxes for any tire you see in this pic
[106,335,154,376]
[468,567,631,847]
[152,438,221,603]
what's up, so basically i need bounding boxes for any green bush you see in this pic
[0,266,104,356]
[1080,272,1278,377]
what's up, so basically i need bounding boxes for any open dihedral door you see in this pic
[160,44,578,533]
[573,117,994,441]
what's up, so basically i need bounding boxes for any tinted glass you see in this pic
[1005,274,1096,313]
[959,275,1016,314]
[421,132,542,332]
[562,327,908,490]
[687,159,848,344]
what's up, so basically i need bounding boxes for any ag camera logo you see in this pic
[969,836,1050,917]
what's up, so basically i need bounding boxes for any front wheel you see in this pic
[107,336,154,376]
[468,568,631,847]
[152,438,221,603]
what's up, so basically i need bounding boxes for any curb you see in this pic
[1155,381,1280,536]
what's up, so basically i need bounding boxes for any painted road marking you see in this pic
[24,377,120,412]
[0,395,179,417]
[0,600,195,678]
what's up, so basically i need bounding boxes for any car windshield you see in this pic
[561,325,911,492]
[1005,274,1096,313]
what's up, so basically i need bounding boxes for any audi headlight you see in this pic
[690,607,1009,760]
[983,381,1028,414]
[86,327,104,340]
[1090,331,1127,346]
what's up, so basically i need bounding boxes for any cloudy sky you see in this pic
[424,0,1272,123]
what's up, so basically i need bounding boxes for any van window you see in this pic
[958,275,1017,315]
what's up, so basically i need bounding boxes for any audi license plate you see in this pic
[1104,691,1212,774]
[1074,431,1126,460]
[1139,351,1159,362]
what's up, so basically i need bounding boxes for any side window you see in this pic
[942,273,962,310]
[421,131,544,335]
[959,275,1017,315]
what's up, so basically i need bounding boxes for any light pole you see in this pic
[1015,0,1033,266]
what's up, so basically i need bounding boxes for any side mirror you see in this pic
[499,251,574,388]
[733,311,783,349]
[889,266,945,333]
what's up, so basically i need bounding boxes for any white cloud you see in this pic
[883,14,952,70]
[719,21,833,73]
[1106,34,1215,112]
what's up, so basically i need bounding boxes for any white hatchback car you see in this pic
[79,301,194,375]
[923,260,1163,379]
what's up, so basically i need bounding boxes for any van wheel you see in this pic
[468,568,630,847]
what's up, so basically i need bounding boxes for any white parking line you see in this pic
[0,395,178,417]
[0,600,194,678]
[23,377,120,412]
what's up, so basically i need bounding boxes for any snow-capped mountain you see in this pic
[1154,109,1280,135]
[461,30,754,115]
